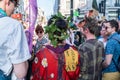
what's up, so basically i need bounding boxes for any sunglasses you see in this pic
[10,0,18,7]
[105,26,111,30]
[37,31,43,34]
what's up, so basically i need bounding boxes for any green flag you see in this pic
[92,0,99,11]
[73,10,79,16]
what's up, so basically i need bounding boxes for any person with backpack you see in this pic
[78,17,104,80]
[102,20,120,80]
[31,14,80,80]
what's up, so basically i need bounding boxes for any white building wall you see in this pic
[74,0,80,9]
[57,0,81,16]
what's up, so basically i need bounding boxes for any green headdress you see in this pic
[44,12,69,47]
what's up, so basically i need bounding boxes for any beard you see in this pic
[105,31,111,36]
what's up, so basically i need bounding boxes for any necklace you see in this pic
[0,8,7,18]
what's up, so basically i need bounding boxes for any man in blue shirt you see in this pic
[102,19,120,80]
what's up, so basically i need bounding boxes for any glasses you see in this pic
[10,0,19,7]
[105,26,111,30]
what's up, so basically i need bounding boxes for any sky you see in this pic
[37,0,55,18]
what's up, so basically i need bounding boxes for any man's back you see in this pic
[78,39,104,80]
[0,17,31,79]
[0,17,21,74]
[0,0,31,79]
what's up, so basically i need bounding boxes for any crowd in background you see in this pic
[1,0,120,80]
[10,9,120,80]
[27,13,120,80]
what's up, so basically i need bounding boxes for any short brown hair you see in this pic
[35,24,44,34]
[83,17,98,35]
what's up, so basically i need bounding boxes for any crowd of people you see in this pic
[0,0,120,80]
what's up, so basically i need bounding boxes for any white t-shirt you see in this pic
[0,17,31,75]
[98,38,107,49]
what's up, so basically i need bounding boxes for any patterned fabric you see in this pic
[103,32,120,73]
[32,44,80,80]
[78,39,104,80]
[34,37,48,54]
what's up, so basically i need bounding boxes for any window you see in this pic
[66,1,70,10]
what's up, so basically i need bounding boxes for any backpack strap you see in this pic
[112,37,120,44]
[112,57,120,72]
[111,36,120,72]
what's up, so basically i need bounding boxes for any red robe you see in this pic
[32,44,80,80]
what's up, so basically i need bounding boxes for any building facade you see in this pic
[54,0,120,20]
[105,0,120,20]
[54,0,80,17]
